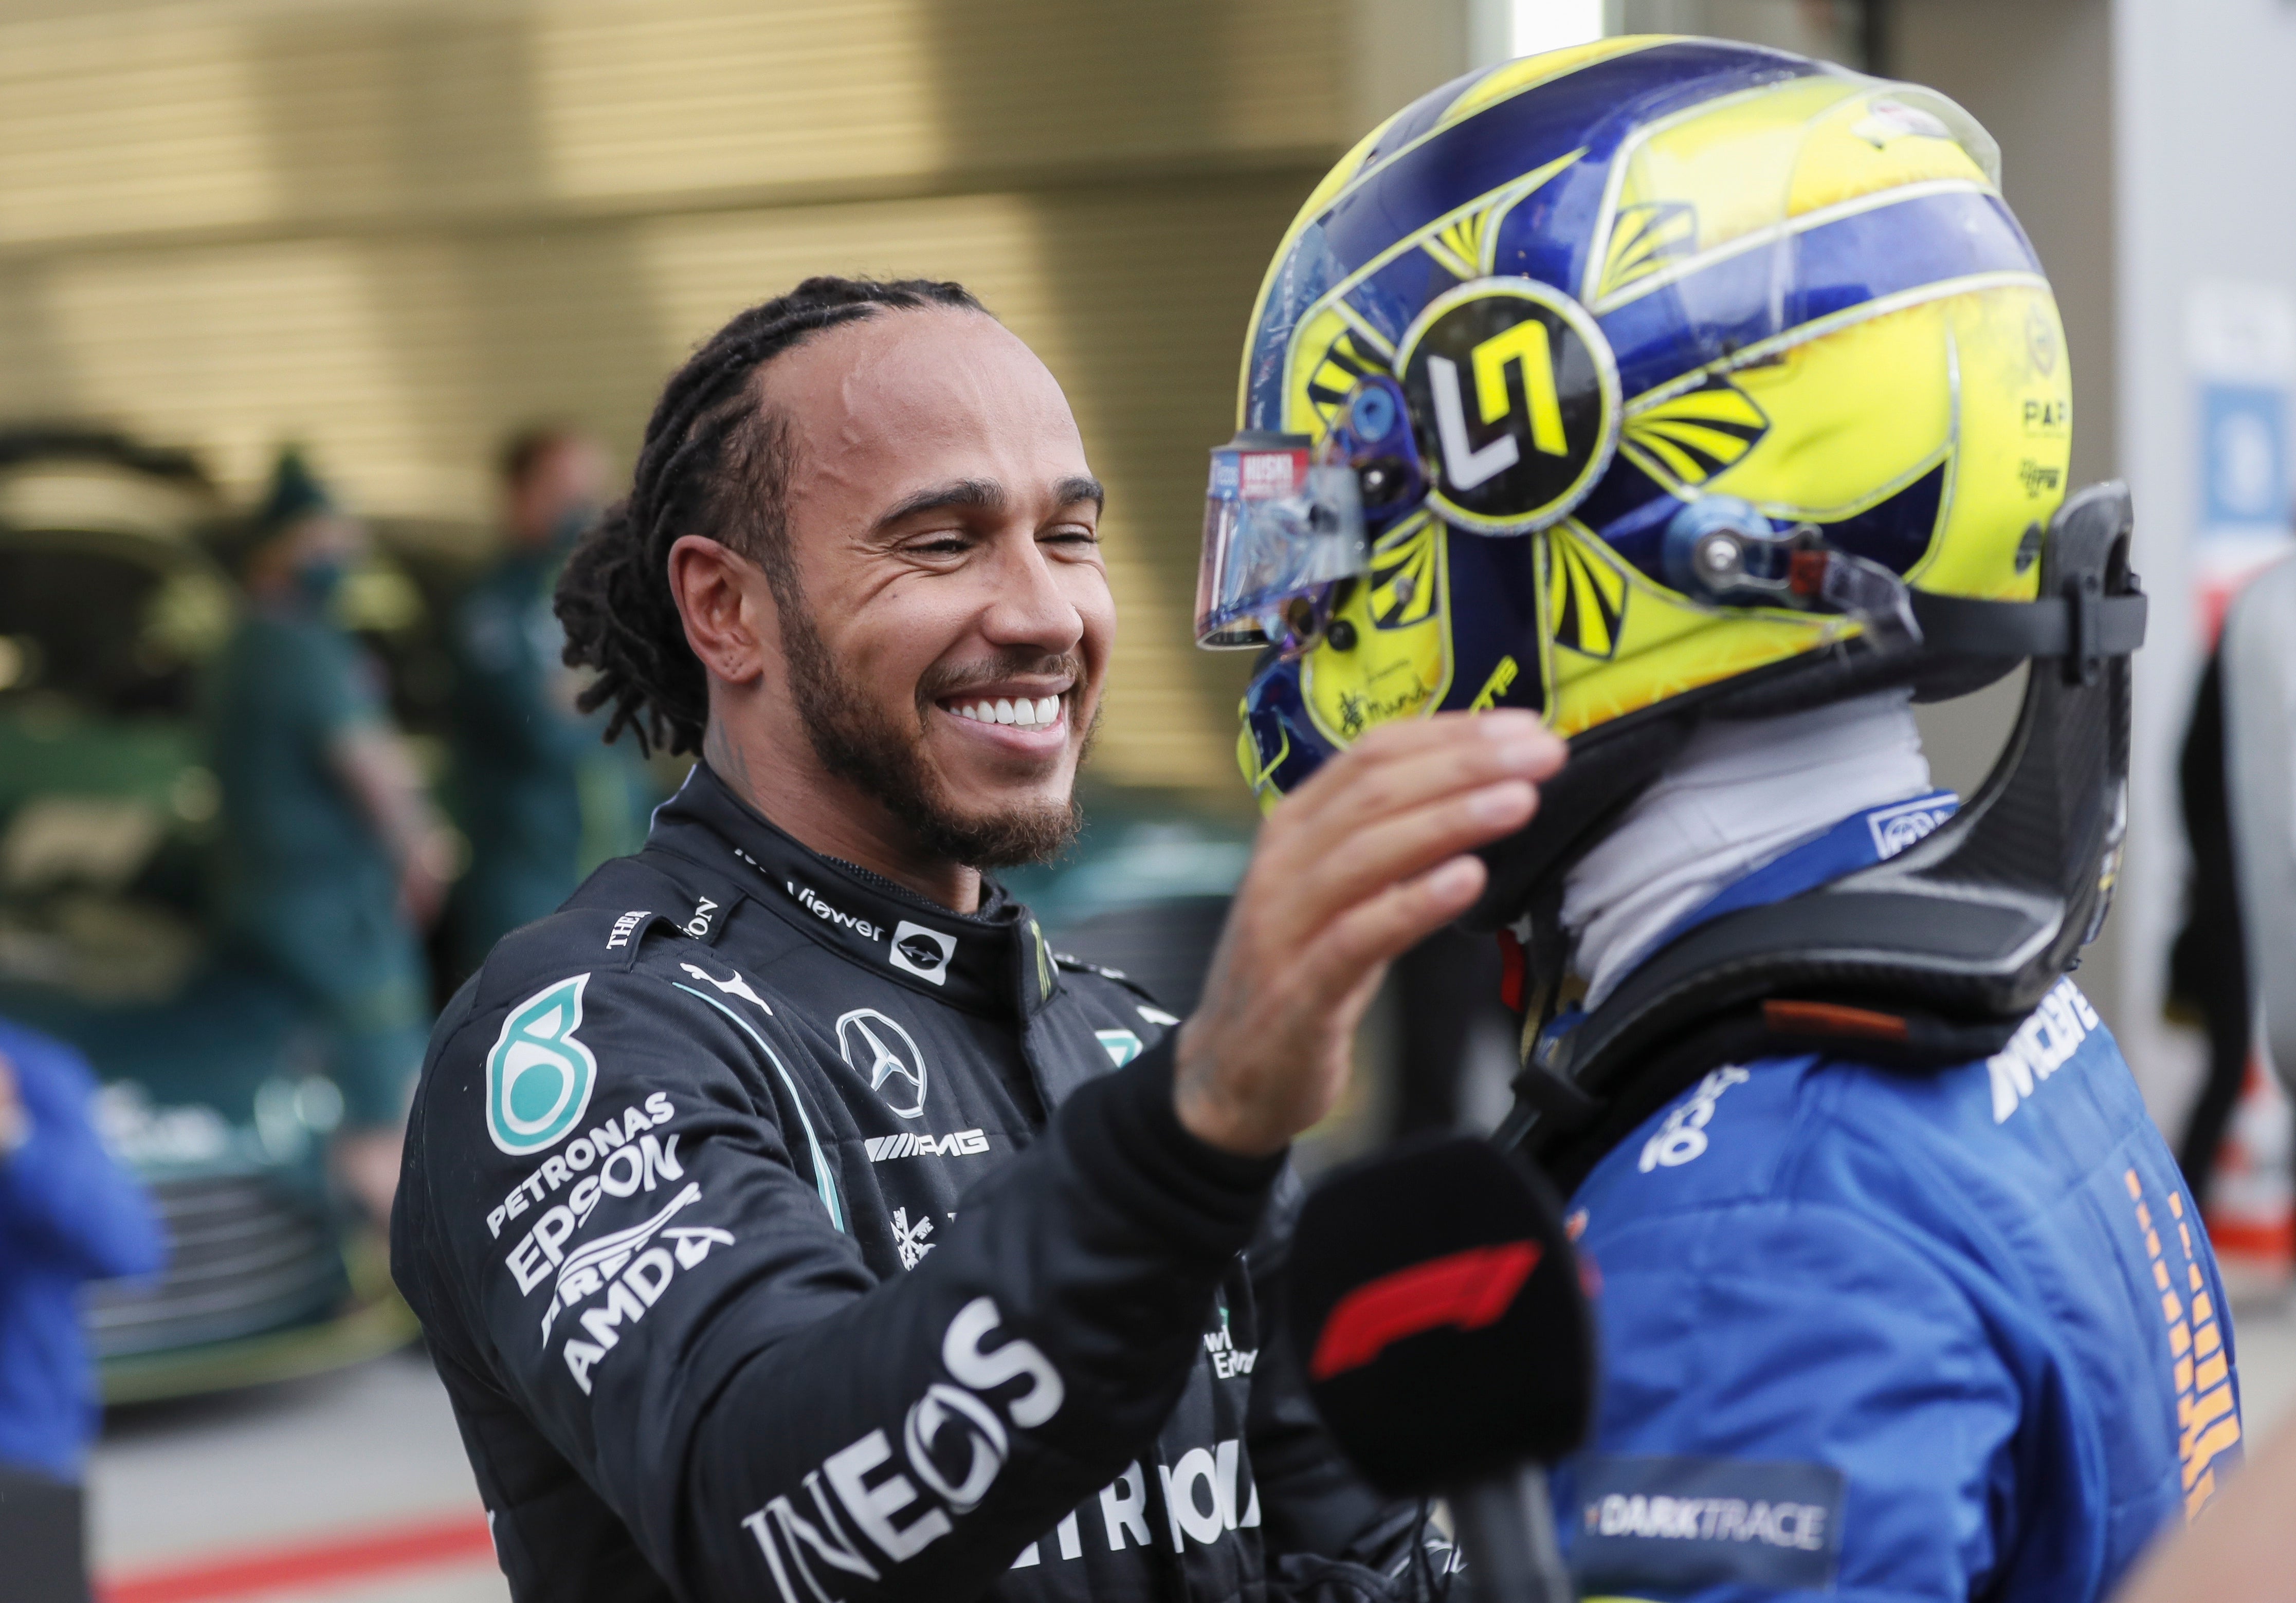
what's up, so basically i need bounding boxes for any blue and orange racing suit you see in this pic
[1550,793,2242,1600]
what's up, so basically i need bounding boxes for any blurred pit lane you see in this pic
[93,1349,504,1603]
[84,1283,2296,1602]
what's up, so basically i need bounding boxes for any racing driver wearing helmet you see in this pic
[1211,38,2233,1601]
[390,273,1558,1601]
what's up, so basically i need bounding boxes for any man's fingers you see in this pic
[1279,711,1560,833]
[1298,713,1561,820]
[1419,854,1487,908]
[1287,853,1490,1011]
[1255,723,1561,891]
[1252,778,1535,951]
[1344,707,1550,767]
[1284,780,1530,941]
[1178,713,1556,1151]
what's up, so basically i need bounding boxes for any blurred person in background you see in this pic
[205,448,452,1225]
[447,425,652,982]
[0,1017,164,1602]
[2165,650,2250,1211]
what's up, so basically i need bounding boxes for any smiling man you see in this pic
[390,275,1563,1603]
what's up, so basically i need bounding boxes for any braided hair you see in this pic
[555,275,987,756]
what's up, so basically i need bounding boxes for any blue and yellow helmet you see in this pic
[1203,38,2072,901]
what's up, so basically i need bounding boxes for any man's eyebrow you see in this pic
[1053,475,1105,511]
[872,475,1104,533]
[873,478,1005,531]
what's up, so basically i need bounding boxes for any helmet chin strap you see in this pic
[1559,689,1934,1010]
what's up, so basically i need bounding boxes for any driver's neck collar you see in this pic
[1559,689,1934,1008]
[652,761,1055,1016]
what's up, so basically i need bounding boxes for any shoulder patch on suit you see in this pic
[471,907,677,1011]
[485,974,598,1156]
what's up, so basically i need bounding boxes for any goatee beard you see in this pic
[778,601,1085,870]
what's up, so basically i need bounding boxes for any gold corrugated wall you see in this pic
[0,0,1347,793]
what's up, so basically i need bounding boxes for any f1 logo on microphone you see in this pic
[1307,1240,1541,1381]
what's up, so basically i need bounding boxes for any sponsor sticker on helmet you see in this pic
[486,974,599,1156]
[1397,279,1621,535]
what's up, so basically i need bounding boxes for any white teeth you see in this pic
[952,696,1060,727]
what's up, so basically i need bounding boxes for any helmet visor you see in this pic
[1194,433,1369,649]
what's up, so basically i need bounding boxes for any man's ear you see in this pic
[667,535,778,687]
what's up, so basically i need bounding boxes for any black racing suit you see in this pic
[391,763,1436,1603]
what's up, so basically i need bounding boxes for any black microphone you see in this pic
[1286,1135,1596,1603]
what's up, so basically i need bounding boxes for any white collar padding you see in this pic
[1560,689,1933,1008]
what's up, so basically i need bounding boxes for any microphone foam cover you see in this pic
[1286,1135,1596,1496]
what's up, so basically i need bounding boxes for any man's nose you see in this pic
[979,531,1085,651]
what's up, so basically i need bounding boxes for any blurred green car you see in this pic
[0,429,475,1401]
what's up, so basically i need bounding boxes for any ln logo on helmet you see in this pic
[889,919,957,986]
[1398,278,1621,535]
[837,1008,930,1118]
[486,974,599,1155]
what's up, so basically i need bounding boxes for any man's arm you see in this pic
[330,725,454,928]
[401,709,1562,1598]
[0,1034,166,1281]
[278,616,452,928]
[402,958,1280,1601]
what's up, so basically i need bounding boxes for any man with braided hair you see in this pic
[391,274,1564,1602]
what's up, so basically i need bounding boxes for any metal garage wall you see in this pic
[1882,1,2127,1037]
[0,0,1349,793]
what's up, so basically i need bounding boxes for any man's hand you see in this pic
[331,725,455,930]
[397,831,457,930]
[1175,710,1564,1156]
[335,1124,406,1228]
